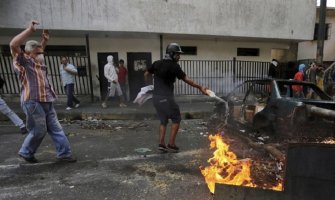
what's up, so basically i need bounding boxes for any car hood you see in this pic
[294,99,335,110]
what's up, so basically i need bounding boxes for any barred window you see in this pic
[180,46,197,55]
[237,48,260,56]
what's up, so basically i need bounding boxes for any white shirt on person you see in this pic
[104,63,118,83]
[60,63,77,87]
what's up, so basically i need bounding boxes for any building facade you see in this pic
[0,0,316,99]
[298,7,335,64]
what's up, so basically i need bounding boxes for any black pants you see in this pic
[65,83,80,107]
[153,95,181,125]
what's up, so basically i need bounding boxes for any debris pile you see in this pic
[204,108,334,194]
[200,133,283,194]
[79,119,148,131]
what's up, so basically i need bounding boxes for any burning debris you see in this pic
[200,134,256,193]
[321,137,335,144]
[200,133,283,194]
[200,91,282,194]
[203,102,335,196]
[211,143,335,200]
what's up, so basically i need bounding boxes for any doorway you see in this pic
[127,52,152,100]
[97,53,119,100]
[271,48,289,78]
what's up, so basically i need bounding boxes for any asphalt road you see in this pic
[0,119,214,200]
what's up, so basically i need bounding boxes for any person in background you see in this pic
[10,20,76,163]
[0,76,28,134]
[304,62,317,98]
[268,59,279,78]
[305,62,317,84]
[292,64,306,98]
[60,56,80,110]
[315,64,325,91]
[144,43,209,153]
[323,62,335,97]
[101,55,127,108]
[117,59,128,101]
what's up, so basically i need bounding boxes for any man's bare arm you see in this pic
[41,29,49,50]
[182,75,208,95]
[63,66,78,76]
[9,20,38,57]
[144,70,151,84]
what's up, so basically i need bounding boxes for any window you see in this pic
[45,45,86,56]
[237,48,260,56]
[313,23,331,40]
[0,45,86,56]
[180,46,197,55]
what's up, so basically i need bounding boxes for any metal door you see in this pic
[127,52,152,100]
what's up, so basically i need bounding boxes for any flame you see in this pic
[200,134,256,193]
[200,134,283,194]
[321,138,335,144]
[271,183,283,191]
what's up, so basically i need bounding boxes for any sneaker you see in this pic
[66,107,72,110]
[102,102,107,108]
[119,103,127,108]
[19,154,38,163]
[75,103,80,108]
[158,144,168,152]
[57,156,77,163]
[20,127,28,135]
[167,144,179,153]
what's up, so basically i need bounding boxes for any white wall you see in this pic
[1,35,294,63]
[164,39,293,61]
[0,0,316,41]
[297,41,317,60]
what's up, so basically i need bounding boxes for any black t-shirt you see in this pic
[268,64,278,78]
[148,59,186,96]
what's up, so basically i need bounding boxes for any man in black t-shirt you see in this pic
[145,43,208,152]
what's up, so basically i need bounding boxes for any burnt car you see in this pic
[215,78,335,137]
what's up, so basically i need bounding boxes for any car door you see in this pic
[227,81,253,123]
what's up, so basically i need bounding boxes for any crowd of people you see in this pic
[1,20,335,163]
[59,54,130,110]
[0,20,209,163]
[101,55,128,108]
[268,59,335,98]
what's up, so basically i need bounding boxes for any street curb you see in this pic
[0,110,213,121]
[0,98,215,121]
[56,111,212,121]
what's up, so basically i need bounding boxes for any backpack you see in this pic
[0,76,4,89]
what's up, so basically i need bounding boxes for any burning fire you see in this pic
[200,134,283,194]
[321,138,335,144]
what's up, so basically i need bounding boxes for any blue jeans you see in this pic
[19,101,72,158]
[65,83,80,107]
[0,97,25,128]
[120,83,128,101]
